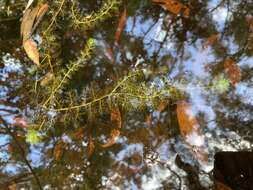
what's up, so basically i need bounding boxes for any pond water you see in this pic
[0,0,253,189]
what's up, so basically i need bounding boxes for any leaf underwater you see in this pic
[203,34,219,49]
[101,108,122,148]
[152,0,190,18]
[87,136,95,158]
[23,39,40,66]
[114,7,127,43]
[176,100,209,166]
[21,3,49,66]
[53,141,65,161]
[215,181,233,190]
[224,58,241,85]
[176,100,199,137]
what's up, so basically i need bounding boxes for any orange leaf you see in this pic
[23,39,40,65]
[176,100,199,137]
[152,0,190,17]
[114,8,127,43]
[203,34,219,49]
[36,4,49,21]
[224,58,241,85]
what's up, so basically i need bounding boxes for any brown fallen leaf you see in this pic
[152,0,190,18]
[114,8,127,43]
[224,58,241,85]
[23,39,40,66]
[21,7,40,40]
[21,4,49,66]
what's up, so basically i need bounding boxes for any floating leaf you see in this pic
[23,39,40,66]
[26,129,40,145]
[114,8,127,43]
[224,58,241,85]
[152,0,190,17]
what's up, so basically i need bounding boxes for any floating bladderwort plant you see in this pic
[212,75,230,93]
[26,129,41,145]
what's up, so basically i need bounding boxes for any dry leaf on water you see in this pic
[152,0,190,18]
[224,58,241,85]
[114,8,127,43]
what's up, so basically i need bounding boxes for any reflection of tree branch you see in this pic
[0,117,43,190]
[209,0,226,13]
